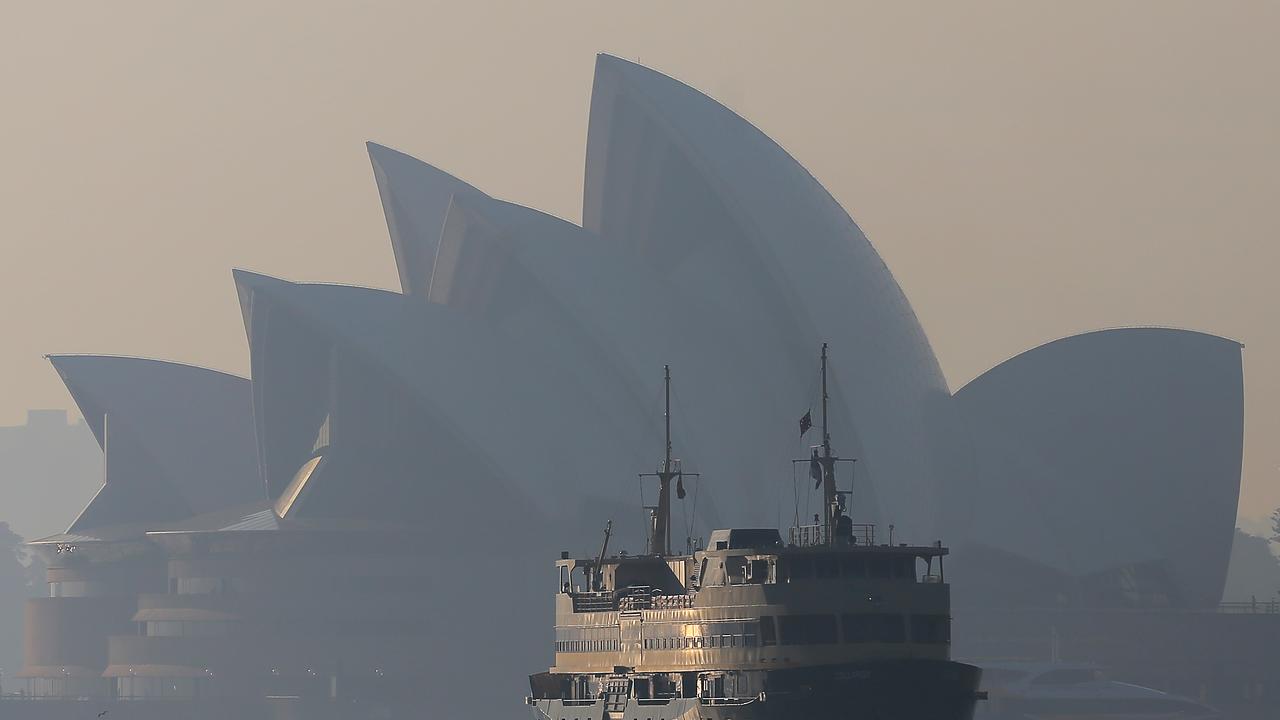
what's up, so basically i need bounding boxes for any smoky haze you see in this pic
[0,1,1276,522]
[0,4,1276,720]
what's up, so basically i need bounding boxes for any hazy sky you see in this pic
[2,2,1276,518]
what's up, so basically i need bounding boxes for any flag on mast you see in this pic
[810,448,823,489]
[799,409,813,436]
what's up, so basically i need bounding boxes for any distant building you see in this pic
[0,409,101,543]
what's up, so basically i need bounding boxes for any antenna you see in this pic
[822,342,831,460]
[592,520,613,592]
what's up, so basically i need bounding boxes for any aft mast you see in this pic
[796,342,853,545]
[819,343,838,543]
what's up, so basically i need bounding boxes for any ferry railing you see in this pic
[618,586,653,611]
[572,588,694,612]
[789,524,825,547]
[853,524,875,545]
[788,523,876,547]
[1218,599,1280,614]
[621,591,693,611]
[702,694,765,706]
[571,591,616,612]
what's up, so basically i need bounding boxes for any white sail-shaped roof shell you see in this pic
[234,270,647,546]
[45,355,260,535]
[952,328,1244,608]
[582,54,961,539]
[363,145,812,537]
[431,193,825,533]
[367,142,486,296]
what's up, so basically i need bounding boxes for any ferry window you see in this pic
[839,555,865,578]
[786,557,813,581]
[747,559,770,584]
[702,675,726,699]
[916,557,933,582]
[815,555,837,578]
[779,614,837,645]
[910,615,950,644]
[725,557,747,584]
[894,557,914,579]
[728,529,783,549]
[843,613,905,643]
[868,557,892,579]
[760,616,777,646]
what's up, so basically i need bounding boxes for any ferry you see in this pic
[527,346,984,719]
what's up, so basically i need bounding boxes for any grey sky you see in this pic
[2,2,1275,516]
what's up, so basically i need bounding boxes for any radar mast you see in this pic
[820,343,838,541]
[641,365,695,556]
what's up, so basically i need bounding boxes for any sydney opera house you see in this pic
[6,55,1260,719]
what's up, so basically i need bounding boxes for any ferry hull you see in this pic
[530,659,982,720]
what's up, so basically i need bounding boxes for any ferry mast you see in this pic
[819,342,838,542]
[798,342,851,545]
[642,365,694,556]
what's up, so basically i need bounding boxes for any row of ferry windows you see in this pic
[710,554,924,587]
[555,639,622,653]
[642,634,755,650]
[555,614,949,653]
[762,614,950,645]
[781,554,918,581]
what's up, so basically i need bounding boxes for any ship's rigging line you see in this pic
[798,362,823,529]
[669,382,701,551]
[791,461,800,529]
[789,365,823,531]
